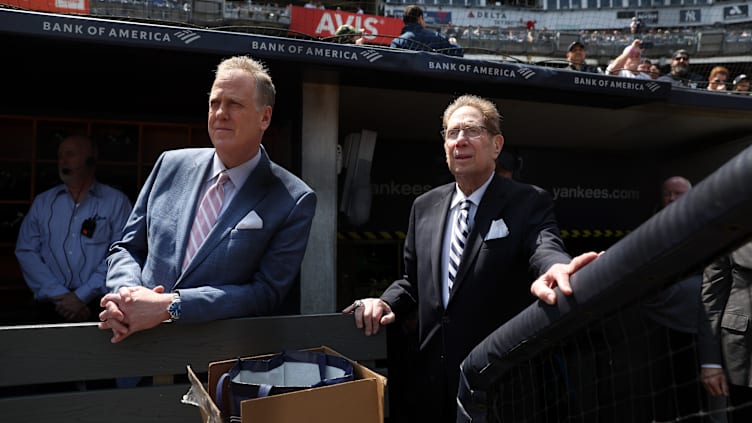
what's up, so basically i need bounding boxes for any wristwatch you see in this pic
[167,291,181,322]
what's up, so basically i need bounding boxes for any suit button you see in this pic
[442,316,450,324]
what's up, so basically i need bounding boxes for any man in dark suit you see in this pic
[98,56,316,343]
[344,94,597,421]
[698,240,752,421]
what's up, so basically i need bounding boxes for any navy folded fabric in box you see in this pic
[216,350,354,422]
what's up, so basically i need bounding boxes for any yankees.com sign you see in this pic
[289,6,403,45]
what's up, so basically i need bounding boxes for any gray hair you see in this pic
[442,94,502,136]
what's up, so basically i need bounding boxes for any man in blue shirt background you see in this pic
[15,135,132,323]
[390,5,463,57]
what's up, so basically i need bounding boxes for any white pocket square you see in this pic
[236,211,263,229]
[485,218,510,241]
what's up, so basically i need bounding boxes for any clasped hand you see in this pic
[50,292,90,322]
[98,285,171,343]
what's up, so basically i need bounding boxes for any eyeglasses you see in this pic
[674,56,689,62]
[441,125,488,140]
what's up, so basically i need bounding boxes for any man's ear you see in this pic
[494,134,504,155]
[260,105,273,130]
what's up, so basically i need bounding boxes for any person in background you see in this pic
[661,175,692,206]
[344,94,598,422]
[390,5,463,57]
[565,40,601,73]
[630,16,643,38]
[98,55,317,344]
[444,22,458,40]
[732,74,750,93]
[495,149,523,180]
[706,66,730,92]
[606,39,651,79]
[591,175,702,422]
[637,58,659,79]
[15,135,132,323]
[334,24,365,45]
[658,49,705,88]
[630,175,706,422]
[698,240,752,423]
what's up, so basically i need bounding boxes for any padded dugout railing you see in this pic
[459,144,752,422]
[0,313,387,423]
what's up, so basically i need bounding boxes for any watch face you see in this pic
[168,296,181,321]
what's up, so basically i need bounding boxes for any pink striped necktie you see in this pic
[183,172,230,271]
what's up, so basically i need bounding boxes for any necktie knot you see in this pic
[216,172,229,191]
[459,199,471,214]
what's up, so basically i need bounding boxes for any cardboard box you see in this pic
[184,346,387,423]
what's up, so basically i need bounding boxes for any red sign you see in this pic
[289,6,403,46]
[1,0,89,14]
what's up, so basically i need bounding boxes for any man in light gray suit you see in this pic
[699,240,752,421]
[98,56,316,344]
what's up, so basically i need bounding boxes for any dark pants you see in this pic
[728,384,752,423]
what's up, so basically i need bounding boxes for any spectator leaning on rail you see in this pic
[606,39,651,79]
[658,49,704,88]
[390,5,463,57]
[334,24,365,45]
[706,66,730,92]
[732,74,750,93]
[98,55,316,344]
[565,40,601,73]
[637,58,659,79]
[343,94,598,422]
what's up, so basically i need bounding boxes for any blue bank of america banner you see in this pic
[0,7,671,99]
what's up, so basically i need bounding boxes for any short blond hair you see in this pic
[216,56,276,110]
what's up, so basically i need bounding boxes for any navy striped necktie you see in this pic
[448,199,471,293]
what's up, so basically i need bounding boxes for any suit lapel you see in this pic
[214,149,274,234]
[176,150,214,277]
[431,186,454,300]
[450,175,508,300]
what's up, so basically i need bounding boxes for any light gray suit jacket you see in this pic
[106,147,316,323]
[698,241,752,387]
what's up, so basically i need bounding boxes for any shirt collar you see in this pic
[451,173,494,209]
[55,180,101,198]
[211,149,262,188]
